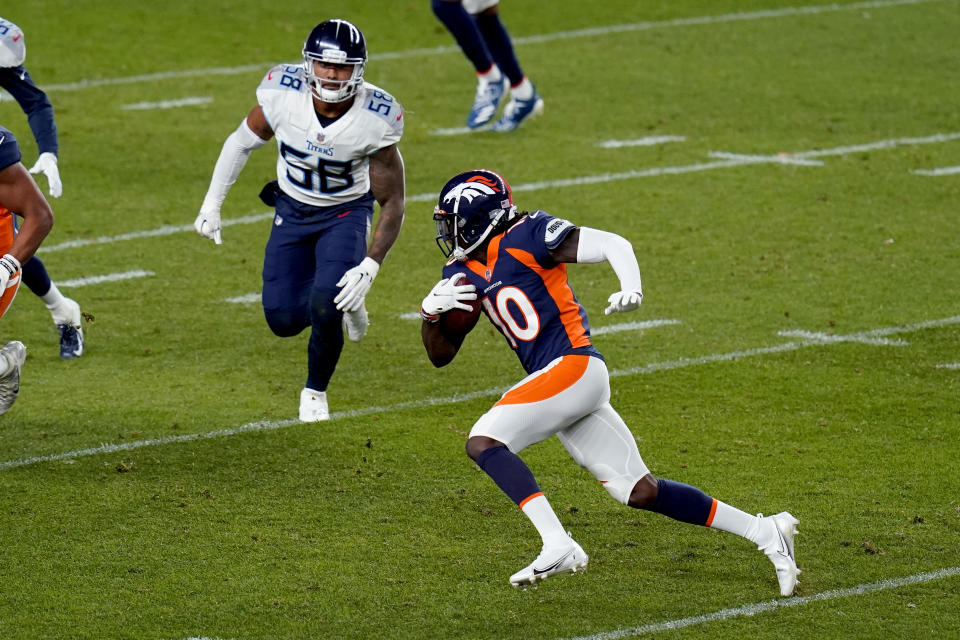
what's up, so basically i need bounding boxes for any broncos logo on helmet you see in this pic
[434,169,518,261]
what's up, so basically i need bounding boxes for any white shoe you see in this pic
[51,297,84,359]
[299,387,329,422]
[343,304,368,342]
[759,512,800,596]
[0,341,27,416]
[509,535,588,587]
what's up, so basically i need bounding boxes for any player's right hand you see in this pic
[194,204,223,244]
[420,274,477,318]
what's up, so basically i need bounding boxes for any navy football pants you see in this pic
[261,199,370,392]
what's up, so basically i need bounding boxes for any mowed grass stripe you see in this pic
[37,131,960,255]
[39,0,946,93]
[561,566,960,640]
[3,314,957,472]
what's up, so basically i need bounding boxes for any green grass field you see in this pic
[1,0,959,638]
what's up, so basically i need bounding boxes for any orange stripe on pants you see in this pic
[494,355,590,406]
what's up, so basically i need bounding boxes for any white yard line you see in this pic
[560,566,960,640]
[708,151,824,167]
[38,0,944,94]
[598,136,687,149]
[913,166,960,176]
[592,319,681,335]
[2,314,957,472]
[54,269,154,288]
[121,96,213,111]
[35,130,960,255]
[224,293,261,305]
[935,362,960,369]
[38,212,273,253]
[776,329,908,346]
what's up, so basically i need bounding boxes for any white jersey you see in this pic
[256,64,403,208]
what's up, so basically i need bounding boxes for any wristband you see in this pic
[0,253,20,277]
[419,306,440,323]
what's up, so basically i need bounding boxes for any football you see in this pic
[440,275,481,336]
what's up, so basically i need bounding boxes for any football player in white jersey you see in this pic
[195,19,405,422]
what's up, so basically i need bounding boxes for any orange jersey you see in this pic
[443,211,602,374]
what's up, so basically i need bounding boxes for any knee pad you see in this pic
[309,288,341,325]
[601,473,638,506]
[557,403,650,506]
[263,307,308,337]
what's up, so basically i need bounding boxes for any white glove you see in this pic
[194,202,223,245]
[335,256,380,312]
[419,273,477,321]
[29,152,63,198]
[604,289,643,315]
[0,253,21,291]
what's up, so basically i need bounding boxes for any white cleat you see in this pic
[299,387,329,422]
[0,341,27,416]
[759,511,801,596]
[343,304,369,342]
[53,297,84,359]
[509,536,588,587]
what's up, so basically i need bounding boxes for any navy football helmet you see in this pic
[434,169,518,261]
[302,19,367,103]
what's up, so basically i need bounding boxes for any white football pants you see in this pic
[469,354,650,504]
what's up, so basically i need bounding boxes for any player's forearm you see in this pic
[9,203,53,264]
[576,227,642,292]
[421,320,459,367]
[27,106,58,156]
[202,119,268,208]
[366,200,404,263]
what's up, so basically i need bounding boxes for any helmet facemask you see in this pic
[301,19,367,103]
[303,54,365,103]
[434,202,516,261]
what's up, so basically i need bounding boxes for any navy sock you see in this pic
[432,0,494,73]
[650,478,715,526]
[20,256,52,297]
[475,12,523,86]
[305,288,343,391]
[475,445,541,506]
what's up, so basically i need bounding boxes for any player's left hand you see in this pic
[335,256,380,312]
[28,152,62,198]
[0,253,21,291]
[604,289,643,315]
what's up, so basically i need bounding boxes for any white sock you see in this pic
[708,500,767,546]
[511,77,534,100]
[478,64,502,85]
[41,282,67,309]
[520,493,568,547]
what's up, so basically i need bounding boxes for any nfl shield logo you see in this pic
[316,132,325,143]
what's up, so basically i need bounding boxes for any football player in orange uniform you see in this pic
[420,169,800,595]
[0,125,54,414]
